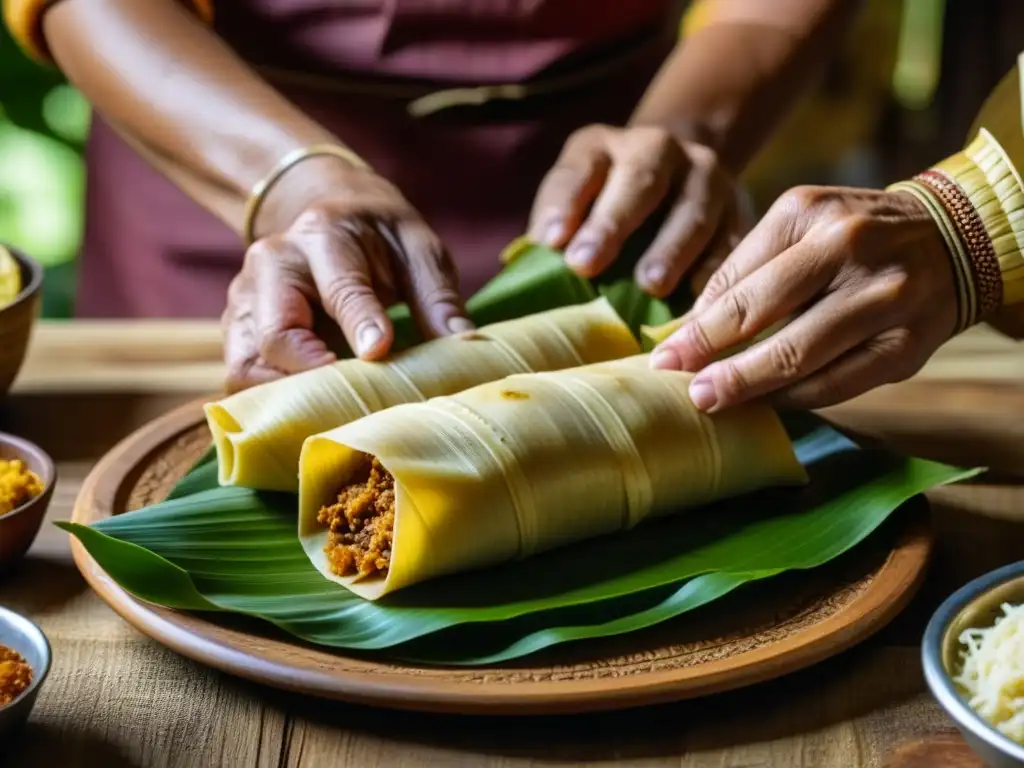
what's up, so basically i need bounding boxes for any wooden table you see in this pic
[3,321,1024,768]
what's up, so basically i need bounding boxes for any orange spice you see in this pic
[0,645,32,707]
[0,458,43,516]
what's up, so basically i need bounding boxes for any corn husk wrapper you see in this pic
[205,298,639,492]
[299,355,808,600]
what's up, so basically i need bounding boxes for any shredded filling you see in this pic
[318,455,395,578]
[0,459,43,517]
[0,645,32,708]
[955,601,1024,744]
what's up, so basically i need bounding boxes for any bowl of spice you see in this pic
[0,244,43,397]
[923,560,1024,767]
[0,607,51,739]
[0,432,55,573]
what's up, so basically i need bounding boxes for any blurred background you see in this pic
[0,0,1017,320]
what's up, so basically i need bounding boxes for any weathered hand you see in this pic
[650,186,958,411]
[222,165,471,393]
[528,124,744,297]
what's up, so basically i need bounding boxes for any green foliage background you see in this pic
[0,22,89,319]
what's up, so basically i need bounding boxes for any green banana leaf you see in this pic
[59,415,979,665]
[364,235,685,354]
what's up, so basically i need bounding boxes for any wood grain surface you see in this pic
[68,402,934,715]
[2,322,1024,766]
[11,319,1024,396]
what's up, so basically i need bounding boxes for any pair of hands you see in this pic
[224,124,741,388]
[225,126,957,412]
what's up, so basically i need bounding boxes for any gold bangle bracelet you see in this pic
[887,179,975,334]
[241,143,372,246]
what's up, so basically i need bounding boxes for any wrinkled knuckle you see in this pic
[291,205,337,233]
[635,125,674,153]
[714,360,748,401]
[243,237,282,270]
[703,264,736,300]
[811,369,844,404]
[566,123,606,152]
[416,283,462,310]
[768,337,807,380]
[629,164,661,197]
[321,272,375,317]
[544,163,585,191]
[721,290,753,333]
[682,319,716,359]
[829,214,873,251]
[778,185,822,216]
[696,143,724,171]
[256,326,294,362]
[887,327,916,357]
[407,240,457,281]
[866,330,918,382]
[875,267,916,307]
[687,207,714,237]
[582,217,623,244]
[423,244,453,271]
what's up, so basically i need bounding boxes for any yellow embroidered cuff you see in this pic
[934,129,1024,306]
[3,0,215,62]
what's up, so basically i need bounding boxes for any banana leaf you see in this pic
[59,415,978,664]
[363,230,687,354]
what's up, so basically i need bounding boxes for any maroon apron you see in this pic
[76,0,680,318]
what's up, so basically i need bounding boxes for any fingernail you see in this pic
[650,348,681,370]
[356,322,384,356]
[689,375,718,411]
[543,219,566,246]
[643,263,668,290]
[447,316,475,334]
[565,242,597,270]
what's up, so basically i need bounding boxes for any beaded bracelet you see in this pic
[915,169,1003,319]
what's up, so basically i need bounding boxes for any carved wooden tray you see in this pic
[70,398,933,715]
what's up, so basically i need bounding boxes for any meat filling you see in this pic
[318,455,395,578]
[0,645,32,707]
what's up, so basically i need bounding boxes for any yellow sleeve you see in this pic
[889,54,1024,336]
[3,0,215,63]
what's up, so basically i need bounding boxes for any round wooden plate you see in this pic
[71,398,933,715]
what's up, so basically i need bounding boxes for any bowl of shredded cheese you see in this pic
[924,561,1024,767]
[0,431,55,573]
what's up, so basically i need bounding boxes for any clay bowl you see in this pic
[0,432,56,574]
[0,245,43,398]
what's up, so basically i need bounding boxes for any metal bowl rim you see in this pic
[922,559,1024,763]
[0,605,51,710]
